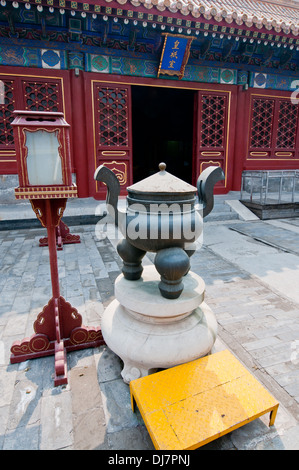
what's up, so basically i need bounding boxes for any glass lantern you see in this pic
[12,110,77,199]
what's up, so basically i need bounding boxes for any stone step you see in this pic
[204,211,240,222]
[203,201,240,221]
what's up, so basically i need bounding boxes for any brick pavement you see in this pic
[192,243,299,420]
[0,217,299,450]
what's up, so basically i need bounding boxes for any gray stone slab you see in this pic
[259,424,299,450]
[285,218,299,228]
[100,378,140,433]
[229,220,299,255]
[0,365,17,408]
[230,417,282,450]
[3,423,40,450]
[70,360,107,450]
[0,404,9,448]
[242,336,281,351]
[107,425,155,450]
[6,378,41,431]
[96,346,123,383]
[40,389,73,450]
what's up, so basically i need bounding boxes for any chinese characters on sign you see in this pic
[158,34,194,80]
[168,39,180,69]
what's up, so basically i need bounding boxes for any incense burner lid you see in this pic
[127,163,197,203]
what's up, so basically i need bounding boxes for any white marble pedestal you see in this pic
[101,265,217,383]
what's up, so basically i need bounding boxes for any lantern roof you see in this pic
[12,110,70,128]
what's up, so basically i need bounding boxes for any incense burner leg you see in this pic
[154,247,190,299]
[121,362,158,384]
[117,239,146,281]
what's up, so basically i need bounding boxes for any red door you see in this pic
[87,80,133,199]
[193,90,231,192]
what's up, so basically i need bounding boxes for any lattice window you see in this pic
[250,98,274,148]
[98,87,129,147]
[200,95,226,148]
[276,100,298,149]
[23,81,60,112]
[0,80,15,147]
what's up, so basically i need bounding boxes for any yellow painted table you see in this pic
[130,350,279,450]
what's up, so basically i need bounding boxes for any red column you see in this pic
[232,85,248,191]
[70,69,89,198]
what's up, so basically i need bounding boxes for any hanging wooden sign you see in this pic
[158,34,194,80]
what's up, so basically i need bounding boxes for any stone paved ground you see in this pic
[0,218,299,450]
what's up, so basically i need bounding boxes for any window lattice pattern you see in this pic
[200,95,226,148]
[23,81,60,111]
[250,98,274,148]
[276,100,298,149]
[98,87,129,147]
[0,80,15,147]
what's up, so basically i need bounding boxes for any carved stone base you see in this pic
[102,300,217,384]
[101,266,217,384]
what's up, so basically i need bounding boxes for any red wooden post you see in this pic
[45,199,67,385]
[10,198,105,386]
[46,199,60,299]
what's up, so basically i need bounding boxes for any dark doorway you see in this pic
[131,86,195,183]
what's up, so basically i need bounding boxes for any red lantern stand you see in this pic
[39,219,81,251]
[10,111,104,386]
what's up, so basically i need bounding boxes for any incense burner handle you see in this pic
[94,165,122,227]
[197,166,225,218]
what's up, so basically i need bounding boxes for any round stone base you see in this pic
[101,297,217,384]
[114,265,205,321]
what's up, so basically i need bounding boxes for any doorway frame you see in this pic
[131,83,195,185]
[83,72,237,199]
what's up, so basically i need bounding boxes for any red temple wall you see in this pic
[0,65,297,197]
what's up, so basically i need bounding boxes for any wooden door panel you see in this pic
[193,91,229,190]
[93,82,132,197]
[248,95,299,160]
[21,78,63,112]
